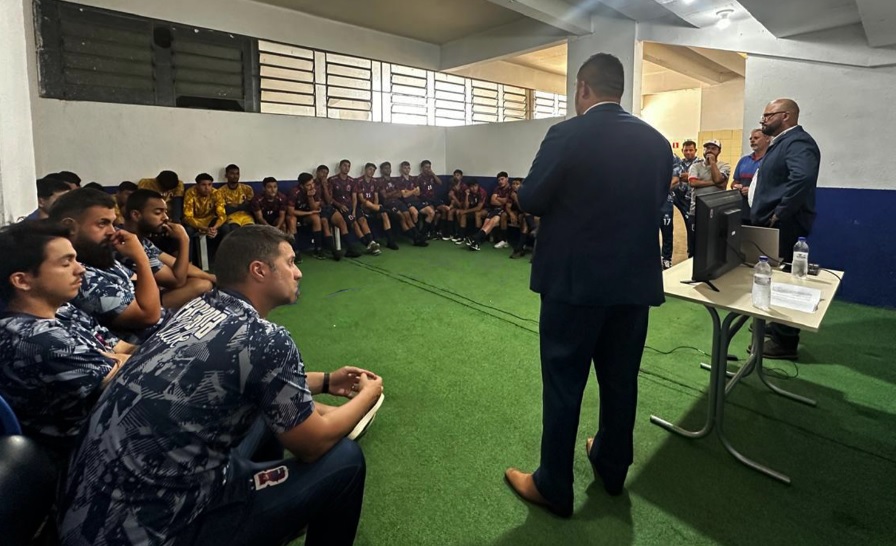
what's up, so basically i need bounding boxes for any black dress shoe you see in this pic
[748,339,798,360]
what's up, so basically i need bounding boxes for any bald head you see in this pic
[760,98,800,137]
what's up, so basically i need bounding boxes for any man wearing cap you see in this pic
[687,139,730,254]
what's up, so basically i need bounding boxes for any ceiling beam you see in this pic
[440,18,568,71]
[642,42,738,85]
[738,0,861,38]
[686,46,746,77]
[856,0,896,47]
[485,0,592,35]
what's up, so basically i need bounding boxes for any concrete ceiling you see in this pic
[505,43,568,75]
[252,0,896,59]
[642,42,743,86]
[252,0,525,44]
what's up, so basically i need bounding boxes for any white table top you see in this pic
[663,259,843,333]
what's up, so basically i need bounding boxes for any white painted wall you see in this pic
[700,78,744,132]
[448,60,566,95]
[640,89,701,144]
[744,55,896,190]
[445,118,558,177]
[34,100,446,183]
[567,9,638,113]
[0,0,38,221]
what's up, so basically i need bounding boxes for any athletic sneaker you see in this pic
[348,393,385,441]
[367,241,381,256]
[441,234,452,241]
[386,241,399,250]
[413,239,429,247]
[454,237,466,245]
[468,241,481,251]
[463,237,473,247]
[314,249,327,260]
[494,240,509,249]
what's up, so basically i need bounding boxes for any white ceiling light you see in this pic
[682,0,696,5]
[716,9,734,29]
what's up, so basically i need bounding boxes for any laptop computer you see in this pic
[740,225,781,266]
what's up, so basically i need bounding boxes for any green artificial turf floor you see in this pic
[270,241,896,545]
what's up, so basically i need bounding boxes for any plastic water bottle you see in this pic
[792,237,809,280]
[752,256,772,311]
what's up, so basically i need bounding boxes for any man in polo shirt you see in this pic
[48,189,162,336]
[687,139,731,256]
[60,225,384,546]
[0,221,131,463]
[732,128,771,225]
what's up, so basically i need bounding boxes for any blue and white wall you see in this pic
[743,56,896,308]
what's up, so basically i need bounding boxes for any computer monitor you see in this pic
[692,189,743,283]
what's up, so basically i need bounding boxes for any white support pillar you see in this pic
[0,0,38,223]
[566,8,639,114]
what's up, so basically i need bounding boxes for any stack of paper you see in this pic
[771,282,822,313]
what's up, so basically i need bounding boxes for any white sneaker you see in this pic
[494,240,509,249]
[348,393,384,441]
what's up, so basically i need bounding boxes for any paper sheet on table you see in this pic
[771,282,822,313]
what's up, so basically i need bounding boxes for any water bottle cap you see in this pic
[798,237,806,241]
[759,256,768,261]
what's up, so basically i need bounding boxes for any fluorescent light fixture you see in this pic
[716,9,734,29]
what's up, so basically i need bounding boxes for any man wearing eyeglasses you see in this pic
[749,98,821,360]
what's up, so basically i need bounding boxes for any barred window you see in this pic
[36,0,563,126]
[534,91,567,119]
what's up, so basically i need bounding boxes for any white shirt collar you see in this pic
[771,125,800,143]
[583,101,619,115]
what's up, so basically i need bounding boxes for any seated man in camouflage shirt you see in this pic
[0,221,133,463]
[61,226,384,546]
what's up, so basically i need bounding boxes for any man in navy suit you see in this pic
[750,98,821,360]
[504,53,670,517]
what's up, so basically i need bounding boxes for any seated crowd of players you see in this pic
[29,160,539,264]
[0,159,535,545]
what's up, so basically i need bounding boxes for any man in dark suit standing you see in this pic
[750,98,821,360]
[505,53,670,517]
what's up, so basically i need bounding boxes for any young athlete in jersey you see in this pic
[454,178,487,245]
[328,159,380,256]
[252,177,288,231]
[415,160,440,238]
[287,173,333,261]
[378,161,427,247]
[439,169,465,241]
[357,163,398,250]
[468,172,511,251]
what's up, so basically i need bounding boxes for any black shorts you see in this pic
[423,198,445,208]
[404,199,423,211]
[384,200,408,214]
[320,205,335,220]
[486,208,503,220]
[330,206,355,225]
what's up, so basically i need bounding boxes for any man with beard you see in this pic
[122,189,216,309]
[0,221,134,464]
[49,189,162,334]
[749,98,820,360]
[60,225,384,546]
[732,128,771,225]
